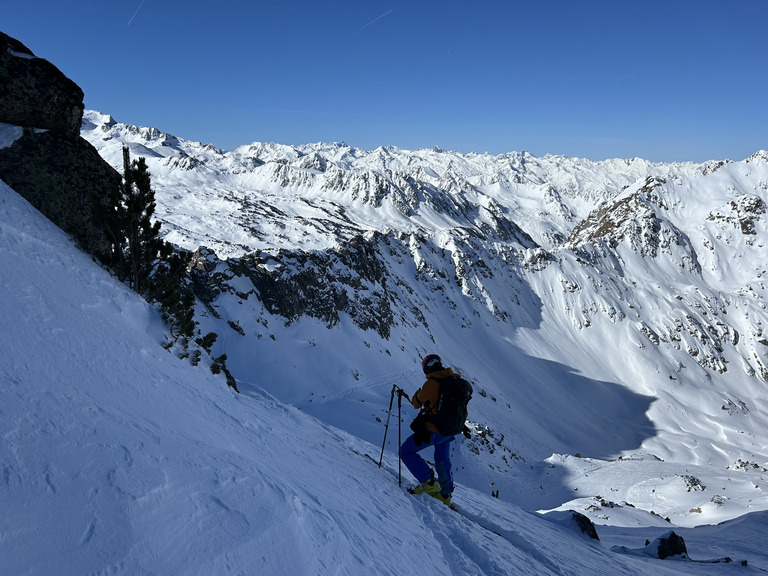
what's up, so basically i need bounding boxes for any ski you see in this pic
[354,446,507,539]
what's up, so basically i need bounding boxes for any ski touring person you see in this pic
[399,354,472,506]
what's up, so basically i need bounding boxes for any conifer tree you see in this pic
[120,146,165,294]
[114,147,196,346]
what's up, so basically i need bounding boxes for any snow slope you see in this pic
[3,172,768,572]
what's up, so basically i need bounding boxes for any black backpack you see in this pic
[430,376,473,436]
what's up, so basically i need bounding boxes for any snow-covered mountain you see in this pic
[2,104,768,572]
[79,110,768,538]
[82,110,711,255]
[5,177,767,574]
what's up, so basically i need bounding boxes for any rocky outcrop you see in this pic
[191,233,397,339]
[707,194,766,236]
[646,531,688,559]
[566,177,672,252]
[571,512,600,541]
[0,31,119,262]
[0,129,121,259]
[543,510,600,541]
[0,32,84,136]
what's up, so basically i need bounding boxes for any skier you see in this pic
[399,354,472,506]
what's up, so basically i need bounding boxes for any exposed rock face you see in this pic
[191,233,396,338]
[0,31,119,262]
[571,512,600,541]
[0,32,84,136]
[0,129,121,258]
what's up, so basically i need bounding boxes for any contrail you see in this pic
[615,71,636,86]
[351,9,394,35]
[127,0,148,26]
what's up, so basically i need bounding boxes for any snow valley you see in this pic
[1,108,768,573]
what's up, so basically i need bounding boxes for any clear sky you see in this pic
[3,0,767,162]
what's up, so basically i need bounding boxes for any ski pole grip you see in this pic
[394,386,411,403]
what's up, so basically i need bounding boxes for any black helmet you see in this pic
[421,354,443,374]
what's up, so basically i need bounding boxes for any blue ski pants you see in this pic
[400,431,455,495]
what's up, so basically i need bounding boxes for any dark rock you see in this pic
[0,31,121,263]
[571,512,600,541]
[0,128,121,260]
[0,32,84,136]
[543,510,600,541]
[652,531,688,559]
[191,233,396,338]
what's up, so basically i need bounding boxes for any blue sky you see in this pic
[3,0,766,161]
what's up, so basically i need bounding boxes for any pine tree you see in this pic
[120,147,165,294]
[146,249,196,346]
[113,147,196,347]
[100,149,240,390]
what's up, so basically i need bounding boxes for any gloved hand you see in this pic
[410,412,431,446]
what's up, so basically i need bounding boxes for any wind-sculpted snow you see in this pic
[79,111,768,539]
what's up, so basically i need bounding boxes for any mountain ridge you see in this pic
[81,110,713,255]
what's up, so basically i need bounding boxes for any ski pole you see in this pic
[378,384,397,467]
[397,386,402,487]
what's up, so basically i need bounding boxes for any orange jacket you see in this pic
[411,367,457,434]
